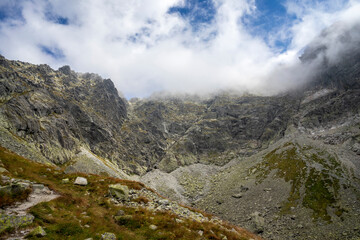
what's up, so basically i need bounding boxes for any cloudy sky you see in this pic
[0,0,359,98]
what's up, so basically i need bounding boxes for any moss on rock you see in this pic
[0,213,34,233]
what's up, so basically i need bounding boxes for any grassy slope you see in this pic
[251,142,349,222]
[0,146,260,240]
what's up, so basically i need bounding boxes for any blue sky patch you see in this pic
[0,1,24,22]
[242,0,298,52]
[40,45,65,59]
[168,0,298,51]
[54,16,69,25]
[169,0,216,31]
[45,12,70,25]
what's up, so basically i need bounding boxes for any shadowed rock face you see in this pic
[0,56,127,168]
[112,93,301,173]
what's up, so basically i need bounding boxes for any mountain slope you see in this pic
[0,23,360,240]
[0,146,261,240]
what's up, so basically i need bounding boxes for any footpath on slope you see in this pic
[1,175,59,240]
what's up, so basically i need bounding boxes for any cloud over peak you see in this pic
[0,0,359,98]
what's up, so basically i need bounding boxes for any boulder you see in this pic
[0,176,10,184]
[116,210,125,216]
[32,184,45,192]
[232,193,243,198]
[149,224,158,230]
[216,199,224,205]
[28,226,46,237]
[0,213,34,233]
[175,218,184,223]
[0,167,9,173]
[101,232,116,240]
[62,178,70,183]
[17,182,31,189]
[0,182,31,196]
[74,177,88,186]
[158,199,170,206]
[1,175,10,181]
[240,185,249,192]
[108,184,129,201]
[250,211,265,233]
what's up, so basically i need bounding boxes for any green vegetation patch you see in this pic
[303,168,343,222]
[251,142,347,222]
[252,144,306,213]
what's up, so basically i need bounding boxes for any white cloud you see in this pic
[0,0,359,98]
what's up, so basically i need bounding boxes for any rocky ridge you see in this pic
[0,56,129,177]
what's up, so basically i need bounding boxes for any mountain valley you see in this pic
[1,25,360,239]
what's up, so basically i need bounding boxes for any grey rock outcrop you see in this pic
[108,184,129,201]
[101,232,116,240]
[74,177,88,186]
[0,182,32,197]
[0,212,34,233]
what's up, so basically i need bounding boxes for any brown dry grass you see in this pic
[0,146,262,240]
[0,187,32,208]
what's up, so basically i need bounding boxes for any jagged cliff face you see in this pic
[122,93,299,173]
[0,57,129,177]
[0,25,360,239]
[1,52,358,176]
[2,57,297,175]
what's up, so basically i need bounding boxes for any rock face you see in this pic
[0,57,299,175]
[0,55,303,176]
[0,57,128,175]
[127,94,298,173]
